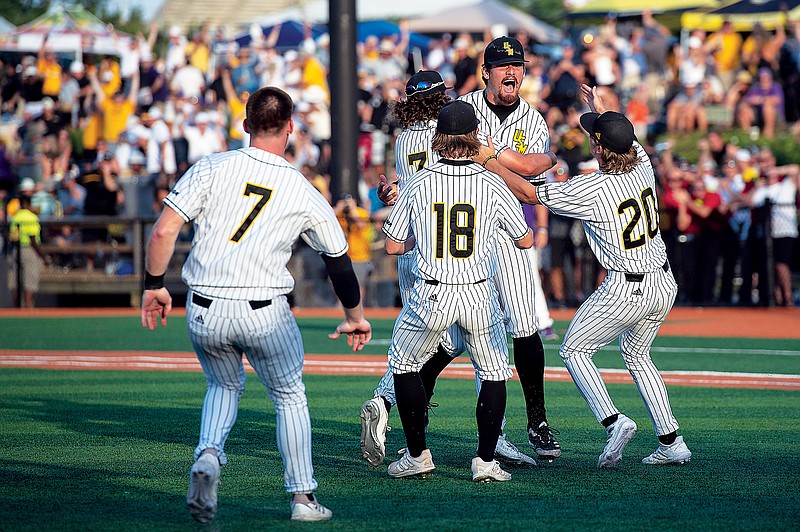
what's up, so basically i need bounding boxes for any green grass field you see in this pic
[1,315,799,530]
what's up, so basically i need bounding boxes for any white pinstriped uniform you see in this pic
[536,143,680,436]
[373,120,460,404]
[392,119,440,301]
[165,146,349,494]
[459,90,554,334]
[384,159,529,381]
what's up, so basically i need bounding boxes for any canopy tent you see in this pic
[680,0,800,31]
[0,4,132,58]
[567,0,721,16]
[406,0,562,43]
[233,20,326,49]
[250,0,466,26]
[233,19,431,51]
[0,17,15,36]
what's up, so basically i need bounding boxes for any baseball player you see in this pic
[480,84,692,469]
[141,86,372,523]
[383,100,534,482]
[459,36,561,458]
[360,70,539,469]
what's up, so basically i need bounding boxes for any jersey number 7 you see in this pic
[230,183,274,243]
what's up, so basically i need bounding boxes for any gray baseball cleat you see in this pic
[642,436,692,465]
[494,433,537,467]
[597,414,637,469]
[187,453,220,523]
[360,396,389,467]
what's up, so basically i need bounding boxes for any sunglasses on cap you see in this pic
[405,80,444,96]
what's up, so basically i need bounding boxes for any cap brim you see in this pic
[485,59,528,67]
[579,112,600,135]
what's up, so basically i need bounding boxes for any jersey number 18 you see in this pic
[433,203,475,259]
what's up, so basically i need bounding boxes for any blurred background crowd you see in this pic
[0,1,798,308]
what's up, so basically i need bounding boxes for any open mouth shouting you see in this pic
[497,74,520,104]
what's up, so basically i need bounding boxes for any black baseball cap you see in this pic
[405,70,449,97]
[579,111,636,153]
[437,100,479,135]
[483,36,528,68]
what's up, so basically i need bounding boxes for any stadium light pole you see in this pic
[328,0,359,202]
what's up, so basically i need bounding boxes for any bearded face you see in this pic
[486,63,524,106]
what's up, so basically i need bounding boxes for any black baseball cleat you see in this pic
[529,421,562,460]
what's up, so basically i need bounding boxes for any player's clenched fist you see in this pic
[377,174,398,206]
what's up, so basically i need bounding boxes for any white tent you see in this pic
[251,0,468,26]
[406,0,562,43]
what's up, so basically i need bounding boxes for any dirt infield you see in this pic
[1,350,797,390]
[1,306,797,390]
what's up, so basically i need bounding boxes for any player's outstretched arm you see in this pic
[141,207,185,329]
[481,152,542,205]
[581,84,608,114]
[329,308,372,352]
[322,253,372,351]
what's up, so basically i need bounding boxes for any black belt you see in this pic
[424,279,487,286]
[192,293,272,310]
[624,261,669,283]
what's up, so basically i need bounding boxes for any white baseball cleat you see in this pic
[597,415,637,469]
[494,433,537,467]
[642,435,692,465]
[186,453,220,523]
[360,396,389,467]
[471,457,512,482]
[290,499,333,521]
[388,448,435,478]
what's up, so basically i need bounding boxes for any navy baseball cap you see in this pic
[437,100,479,135]
[483,36,528,67]
[405,70,449,97]
[580,111,636,154]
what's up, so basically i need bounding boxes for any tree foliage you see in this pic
[505,0,567,28]
[1,0,148,35]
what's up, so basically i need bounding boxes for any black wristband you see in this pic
[143,271,165,290]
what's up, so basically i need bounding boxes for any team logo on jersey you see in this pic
[513,129,528,154]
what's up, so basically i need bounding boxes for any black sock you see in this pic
[601,414,619,428]
[382,397,393,415]
[393,372,428,457]
[513,335,546,427]
[659,431,677,445]
[476,380,507,462]
[419,344,454,402]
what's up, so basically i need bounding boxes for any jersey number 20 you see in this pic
[230,183,274,243]
[433,203,475,259]
[617,187,658,250]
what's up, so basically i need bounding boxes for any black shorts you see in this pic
[773,237,797,265]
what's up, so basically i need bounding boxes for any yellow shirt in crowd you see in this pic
[99,98,136,142]
[37,59,62,97]
[338,206,372,263]
[10,208,41,247]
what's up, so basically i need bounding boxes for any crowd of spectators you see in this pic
[0,12,798,307]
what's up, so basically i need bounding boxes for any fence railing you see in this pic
[1,216,400,308]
